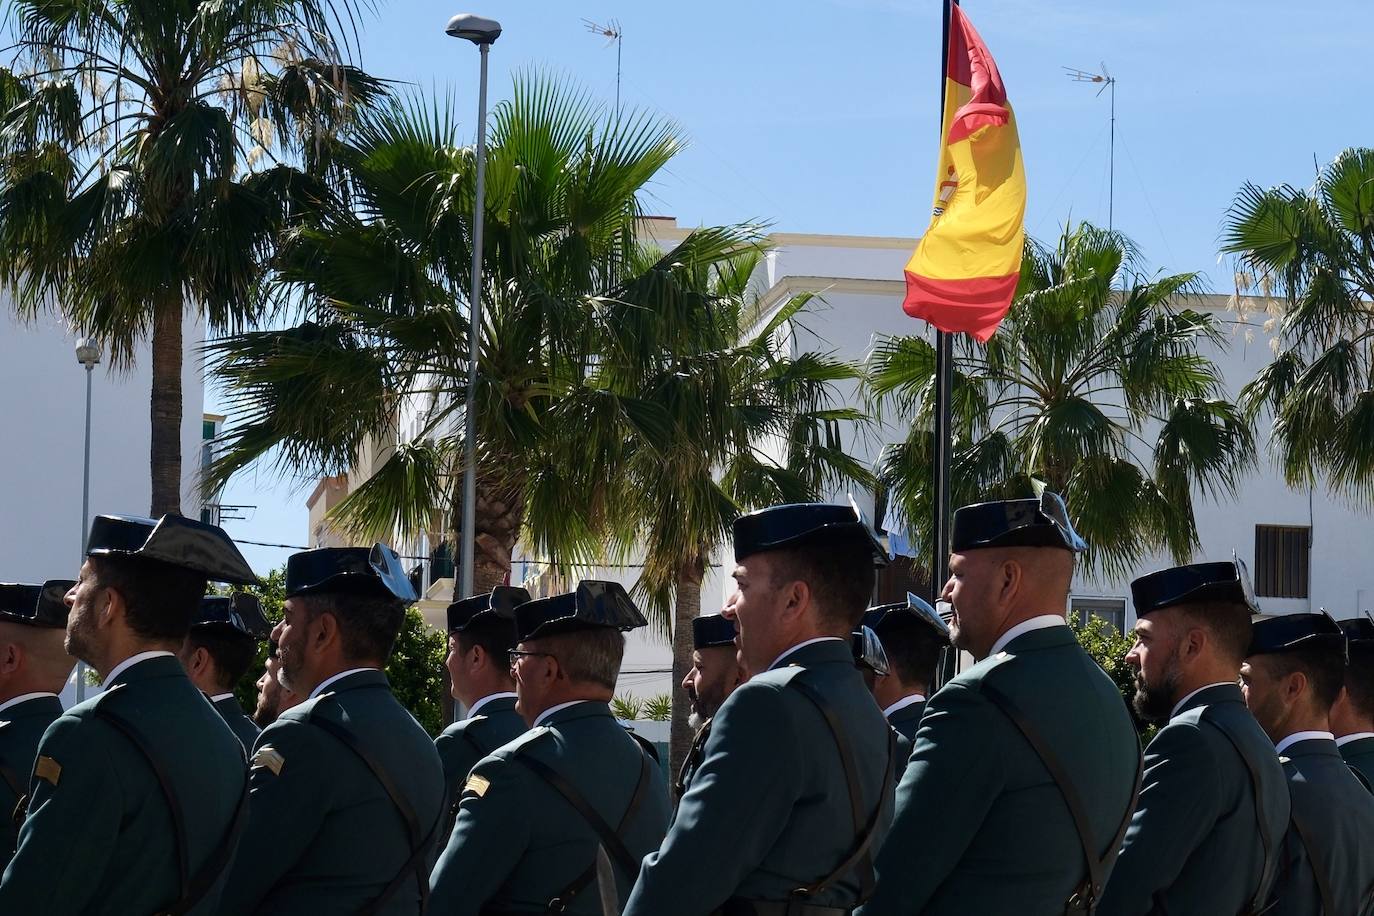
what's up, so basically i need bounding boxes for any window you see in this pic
[1255,525,1310,598]
[1071,596,1126,634]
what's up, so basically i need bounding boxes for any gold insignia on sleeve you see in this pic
[34,756,61,787]
[464,774,491,797]
[251,745,285,776]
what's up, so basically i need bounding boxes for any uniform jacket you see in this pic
[860,624,1139,916]
[433,694,526,846]
[1269,736,1374,916]
[219,668,445,916]
[430,700,669,915]
[625,638,895,916]
[0,655,246,915]
[0,695,63,866]
[1098,683,1291,916]
[212,694,261,755]
[1340,735,1374,791]
[887,698,925,782]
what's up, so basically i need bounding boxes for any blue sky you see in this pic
[211,0,1374,571]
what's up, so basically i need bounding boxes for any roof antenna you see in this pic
[1064,63,1117,230]
[583,19,623,114]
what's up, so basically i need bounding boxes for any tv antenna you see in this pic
[583,18,623,113]
[1064,63,1117,230]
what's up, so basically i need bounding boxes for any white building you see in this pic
[315,219,1374,701]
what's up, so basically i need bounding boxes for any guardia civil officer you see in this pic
[861,492,1139,916]
[1334,617,1374,787]
[219,544,445,915]
[179,592,271,752]
[1242,613,1374,916]
[625,502,895,916]
[0,514,255,914]
[429,580,670,915]
[862,594,949,774]
[0,581,74,865]
[675,611,745,801]
[1098,560,1291,916]
[434,585,530,846]
[250,644,301,729]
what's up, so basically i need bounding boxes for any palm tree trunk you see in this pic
[149,303,183,516]
[473,469,525,593]
[669,556,704,794]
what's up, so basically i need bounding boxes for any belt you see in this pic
[715,899,851,916]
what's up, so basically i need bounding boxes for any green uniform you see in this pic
[220,668,445,915]
[434,693,526,845]
[1098,683,1292,916]
[1340,735,1374,790]
[0,654,246,915]
[860,623,1138,916]
[673,719,712,806]
[1269,736,1374,916]
[625,638,894,916]
[0,694,63,866]
[885,697,924,782]
[212,693,261,755]
[430,700,669,915]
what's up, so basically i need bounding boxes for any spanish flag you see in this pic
[902,5,1026,343]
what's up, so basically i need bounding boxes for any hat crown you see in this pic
[284,544,416,601]
[1250,612,1345,656]
[86,513,257,585]
[950,490,1087,554]
[691,613,737,649]
[733,501,887,566]
[513,580,646,642]
[1131,559,1258,616]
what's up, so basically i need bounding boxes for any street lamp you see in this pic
[75,336,100,702]
[445,13,501,609]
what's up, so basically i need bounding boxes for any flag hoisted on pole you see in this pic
[904,3,1026,343]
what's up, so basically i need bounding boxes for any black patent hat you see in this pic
[0,581,71,629]
[1249,612,1345,656]
[193,593,271,640]
[1338,617,1374,644]
[691,613,737,650]
[514,580,647,642]
[733,499,887,567]
[447,586,531,633]
[1132,559,1259,616]
[951,490,1087,554]
[852,624,890,676]
[862,591,951,644]
[284,544,417,601]
[86,514,258,585]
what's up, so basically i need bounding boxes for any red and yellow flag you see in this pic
[902,5,1026,343]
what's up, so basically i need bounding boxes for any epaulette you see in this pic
[750,663,807,688]
[502,725,553,757]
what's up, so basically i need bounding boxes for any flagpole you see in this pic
[931,0,957,608]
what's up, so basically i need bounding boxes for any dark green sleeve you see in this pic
[429,753,533,916]
[623,681,801,916]
[0,717,121,912]
[1097,721,1222,916]
[860,682,1004,916]
[217,720,333,914]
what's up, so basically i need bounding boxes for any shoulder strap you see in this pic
[1350,764,1373,794]
[1287,805,1338,916]
[627,730,660,765]
[981,683,1142,914]
[675,718,713,799]
[94,701,249,916]
[307,694,438,916]
[786,675,893,905]
[1201,715,1280,916]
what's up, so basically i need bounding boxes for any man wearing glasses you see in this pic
[430,580,669,916]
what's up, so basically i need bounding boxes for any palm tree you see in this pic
[587,247,870,779]
[870,222,1255,581]
[1222,148,1374,504]
[0,0,381,514]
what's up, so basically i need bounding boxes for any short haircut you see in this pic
[90,555,207,642]
[878,621,944,689]
[457,618,518,674]
[539,628,624,690]
[1345,644,1374,719]
[297,592,406,663]
[1175,600,1253,665]
[768,533,876,631]
[1265,645,1346,711]
[186,629,258,692]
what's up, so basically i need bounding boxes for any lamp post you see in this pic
[445,13,501,607]
[75,336,100,702]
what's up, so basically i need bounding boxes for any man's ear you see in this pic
[779,578,811,624]
[1179,625,1207,663]
[310,610,340,653]
[0,643,21,676]
[997,559,1024,608]
[100,585,125,630]
[1282,668,1309,704]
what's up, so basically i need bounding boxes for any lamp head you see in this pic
[446,13,501,45]
[75,337,101,367]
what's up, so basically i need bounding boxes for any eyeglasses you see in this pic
[508,649,555,667]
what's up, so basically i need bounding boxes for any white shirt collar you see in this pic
[1170,682,1237,719]
[1337,732,1374,747]
[988,615,1066,657]
[104,650,175,685]
[769,636,845,671]
[308,666,380,700]
[0,692,58,715]
[883,694,926,718]
[534,699,592,727]
[210,692,236,703]
[468,691,517,719]
[1275,730,1335,755]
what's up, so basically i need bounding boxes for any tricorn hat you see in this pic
[86,514,257,585]
[1249,612,1345,657]
[1132,559,1259,617]
[447,585,531,633]
[851,624,890,676]
[951,490,1087,554]
[733,499,887,567]
[514,580,647,642]
[691,614,737,650]
[862,591,951,644]
[193,593,271,640]
[284,544,417,602]
[1338,617,1374,644]
[0,580,72,629]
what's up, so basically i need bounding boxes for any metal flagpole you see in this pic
[931,0,957,605]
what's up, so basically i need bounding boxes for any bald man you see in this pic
[0,582,76,865]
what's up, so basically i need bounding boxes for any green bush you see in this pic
[611,694,644,720]
[642,694,672,721]
[1071,615,1155,743]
